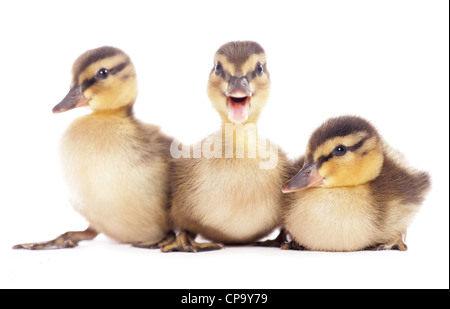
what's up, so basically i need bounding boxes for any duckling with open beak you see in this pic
[163,41,292,252]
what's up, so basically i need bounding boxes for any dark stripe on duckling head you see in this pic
[246,63,267,82]
[315,135,371,168]
[212,66,231,80]
[110,60,130,76]
[216,41,265,67]
[81,76,96,91]
[80,60,131,91]
[214,64,265,83]
[71,46,125,86]
[308,116,377,157]
[316,153,333,168]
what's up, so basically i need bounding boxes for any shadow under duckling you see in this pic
[281,115,431,252]
[164,41,292,252]
[14,46,173,249]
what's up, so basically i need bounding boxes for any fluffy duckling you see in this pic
[14,46,172,249]
[164,41,291,252]
[281,115,431,251]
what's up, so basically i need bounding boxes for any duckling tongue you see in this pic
[227,97,250,124]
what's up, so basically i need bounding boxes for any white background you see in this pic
[0,0,448,289]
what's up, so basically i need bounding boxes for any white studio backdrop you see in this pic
[0,0,448,288]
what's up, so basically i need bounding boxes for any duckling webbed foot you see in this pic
[366,238,408,251]
[132,231,176,249]
[13,226,98,250]
[254,229,288,248]
[161,231,224,253]
[365,233,408,251]
[281,240,307,251]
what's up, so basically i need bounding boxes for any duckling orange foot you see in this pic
[254,229,288,248]
[13,227,98,250]
[161,231,224,253]
[132,231,176,249]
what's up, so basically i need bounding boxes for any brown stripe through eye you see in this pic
[316,136,371,168]
[110,61,130,75]
[80,60,130,91]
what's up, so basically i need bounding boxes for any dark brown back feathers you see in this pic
[370,157,431,206]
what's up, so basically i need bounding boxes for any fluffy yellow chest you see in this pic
[60,115,140,203]
[285,186,379,251]
[187,158,283,242]
[58,114,169,243]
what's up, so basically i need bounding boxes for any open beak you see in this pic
[226,77,252,124]
[52,85,89,114]
[282,163,324,193]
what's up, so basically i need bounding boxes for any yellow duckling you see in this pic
[163,41,291,252]
[14,46,172,249]
[281,115,431,251]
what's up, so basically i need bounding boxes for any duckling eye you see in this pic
[333,145,347,156]
[215,62,223,75]
[256,63,264,75]
[95,68,109,79]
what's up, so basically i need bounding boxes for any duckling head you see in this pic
[53,46,137,114]
[283,116,385,192]
[207,41,270,124]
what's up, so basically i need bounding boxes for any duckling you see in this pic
[281,115,431,252]
[14,46,173,249]
[163,41,291,252]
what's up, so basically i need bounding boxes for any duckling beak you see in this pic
[282,163,324,193]
[52,85,89,113]
[226,77,252,124]
[226,76,251,97]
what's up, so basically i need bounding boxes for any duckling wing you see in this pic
[370,156,431,206]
